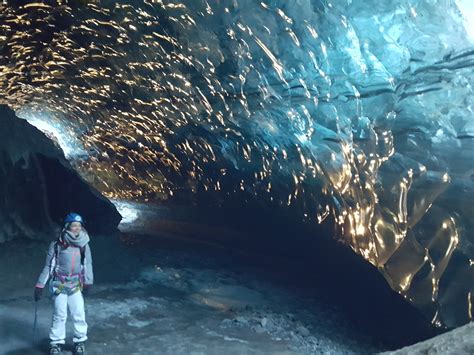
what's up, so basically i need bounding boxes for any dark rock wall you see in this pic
[0,105,121,242]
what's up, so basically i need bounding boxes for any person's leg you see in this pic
[68,290,88,343]
[49,293,68,345]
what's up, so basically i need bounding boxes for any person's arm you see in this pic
[84,243,94,285]
[35,241,55,288]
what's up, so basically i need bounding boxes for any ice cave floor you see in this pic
[0,231,387,355]
[0,231,470,355]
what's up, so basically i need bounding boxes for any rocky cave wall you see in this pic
[0,104,121,243]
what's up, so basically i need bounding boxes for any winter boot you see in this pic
[74,341,85,354]
[49,343,62,354]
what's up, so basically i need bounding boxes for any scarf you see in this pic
[61,228,90,248]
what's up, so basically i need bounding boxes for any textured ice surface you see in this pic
[0,1,473,327]
[380,321,474,354]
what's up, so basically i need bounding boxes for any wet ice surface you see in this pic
[0,234,384,355]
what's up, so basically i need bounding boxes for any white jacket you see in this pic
[35,229,94,288]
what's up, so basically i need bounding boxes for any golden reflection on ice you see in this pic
[0,0,471,328]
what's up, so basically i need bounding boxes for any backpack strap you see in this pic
[80,245,86,265]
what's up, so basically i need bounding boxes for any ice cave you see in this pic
[0,0,473,354]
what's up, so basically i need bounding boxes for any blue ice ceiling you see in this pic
[0,0,473,327]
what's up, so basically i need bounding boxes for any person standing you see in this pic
[34,213,93,354]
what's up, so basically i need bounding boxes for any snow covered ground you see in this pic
[0,232,389,355]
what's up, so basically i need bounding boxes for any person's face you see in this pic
[68,222,82,235]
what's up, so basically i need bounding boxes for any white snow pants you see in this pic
[49,290,88,345]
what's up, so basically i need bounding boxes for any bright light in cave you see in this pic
[16,111,87,159]
[457,0,474,39]
[111,199,139,225]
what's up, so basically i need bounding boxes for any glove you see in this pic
[82,285,92,297]
[34,287,43,301]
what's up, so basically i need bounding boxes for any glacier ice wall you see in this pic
[0,0,473,327]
